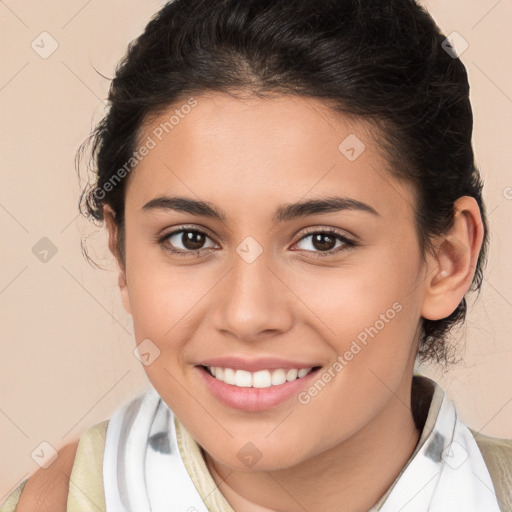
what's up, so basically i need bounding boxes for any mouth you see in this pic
[199,364,322,388]
[196,364,323,412]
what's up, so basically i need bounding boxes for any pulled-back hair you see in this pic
[78,0,488,366]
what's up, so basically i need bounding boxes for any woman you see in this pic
[3,0,511,510]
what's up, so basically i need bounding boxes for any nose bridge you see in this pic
[227,244,274,312]
[229,232,271,291]
[213,242,291,339]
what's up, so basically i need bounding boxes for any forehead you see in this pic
[126,92,415,222]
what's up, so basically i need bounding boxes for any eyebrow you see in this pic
[141,195,379,223]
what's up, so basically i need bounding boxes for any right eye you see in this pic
[158,226,218,257]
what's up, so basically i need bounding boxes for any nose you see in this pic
[211,251,294,342]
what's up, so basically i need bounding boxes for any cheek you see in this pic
[126,245,206,338]
[296,278,418,399]
[296,245,421,346]
[289,244,422,404]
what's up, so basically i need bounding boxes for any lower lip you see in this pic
[196,366,321,412]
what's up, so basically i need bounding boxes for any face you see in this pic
[113,92,429,471]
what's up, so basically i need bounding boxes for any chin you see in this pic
[206,441,309,473]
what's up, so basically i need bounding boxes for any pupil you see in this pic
[313,233,335,251]
[183,231,205,250]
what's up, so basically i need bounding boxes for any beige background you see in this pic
[1,0,511,500]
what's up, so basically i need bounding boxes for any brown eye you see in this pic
[159,227,217,256]
[174,230,207,250]
[293,229,357,257]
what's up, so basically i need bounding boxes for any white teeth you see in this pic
[271,369,287,386]
[206,366,314,387]
[235,370,252,387]
[223,368,236,385]
[253,370,272,388]
[286,369,298,381]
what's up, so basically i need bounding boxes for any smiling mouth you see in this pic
[199,364,322,388]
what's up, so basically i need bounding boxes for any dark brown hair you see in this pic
[77,0,489,367]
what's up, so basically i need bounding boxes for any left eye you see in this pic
[292,230,356,256]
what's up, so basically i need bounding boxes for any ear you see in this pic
[421,196,484,321]
[103,205,132,316]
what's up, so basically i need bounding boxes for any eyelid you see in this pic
[157,223,217,241]
[296,225,356,241]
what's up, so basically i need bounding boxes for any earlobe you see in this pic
[103,205,132,316]
[119,270,132,316]
[421,196,484,321]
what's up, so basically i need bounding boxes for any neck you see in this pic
[204,378,423,512]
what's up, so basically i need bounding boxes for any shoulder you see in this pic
[470,428,512,459]
[469,428,512,511]
[15,439,80,512]
[4,419,109,512]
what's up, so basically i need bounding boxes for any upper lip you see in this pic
[197,356,321,373]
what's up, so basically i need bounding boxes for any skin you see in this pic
[103,92,483,512]
[17,440,79,512]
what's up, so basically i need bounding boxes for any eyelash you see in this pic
[157,225,358,259]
